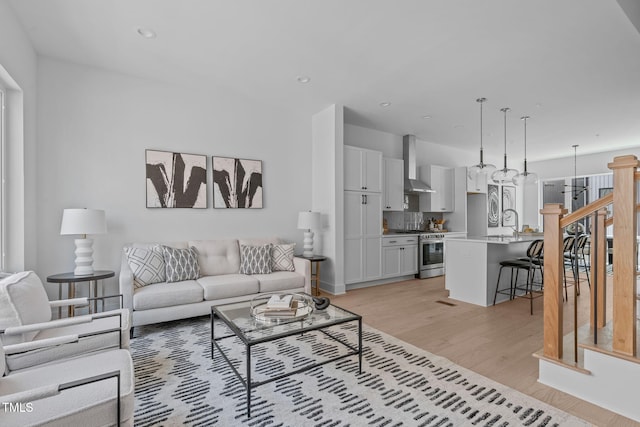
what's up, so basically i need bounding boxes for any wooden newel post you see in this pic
[591,209,607,329]
[541,203,568,359]
[608,155,639,356]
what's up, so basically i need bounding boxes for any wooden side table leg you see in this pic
[69,282,76,317]
[58,284,62,319]
[316,263,321,296]
[91,280,98,313]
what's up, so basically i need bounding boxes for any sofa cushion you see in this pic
[0,271,52,344]
[161,246,200,282]
[133,280,203,310]
[272,243,296,271]
[254,272,305,293]
[189,239,240,276]
[124,245,166,288]
[197,274,260,300]
[240,244,273,274]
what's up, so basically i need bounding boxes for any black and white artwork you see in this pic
[501,186,516,227]
[146,150,207,208]
[488,184,499,228]
[213,156,263,209]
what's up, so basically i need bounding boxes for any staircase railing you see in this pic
[540,154,639,362]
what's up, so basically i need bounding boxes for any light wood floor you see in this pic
[329,274,639,427]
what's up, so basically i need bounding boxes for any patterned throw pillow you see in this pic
[161,246,201,283]
[240,244,273,275]
[124,246,166,288]
[272,243,295,271]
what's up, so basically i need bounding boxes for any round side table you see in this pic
[47,270,115,317]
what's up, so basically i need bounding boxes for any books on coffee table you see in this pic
[261,300,299,318]
[266,294,293,309]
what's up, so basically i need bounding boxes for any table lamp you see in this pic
[297,211,321,257]
[60,208,107,276]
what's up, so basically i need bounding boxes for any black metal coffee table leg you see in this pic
[246,344,252,418]
[358,317,362,374]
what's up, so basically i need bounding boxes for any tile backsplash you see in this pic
[383,211,444,231]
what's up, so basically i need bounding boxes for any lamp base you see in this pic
[73,238,95,276]
[303,230,314,258]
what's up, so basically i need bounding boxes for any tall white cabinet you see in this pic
[344,146,383,284]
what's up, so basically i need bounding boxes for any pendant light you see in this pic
[491,107,518,184]
[468,97,496,179]
[562,144,588,200]
[513,115,538,185]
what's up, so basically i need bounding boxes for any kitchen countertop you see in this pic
[383,230,467,237]
[448,235,540,244]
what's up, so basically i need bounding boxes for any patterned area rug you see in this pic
[131,316,588,427]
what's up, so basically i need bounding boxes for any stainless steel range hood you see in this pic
[403,134,435,193]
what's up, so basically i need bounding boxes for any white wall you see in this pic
[0,1,38,272]
[345,124,476,167]
[36,58,311,297]
[312,105,344,293]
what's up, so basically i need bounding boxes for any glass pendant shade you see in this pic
[491,107,518,184]
[468,98,496,179]
[513,115,538,185]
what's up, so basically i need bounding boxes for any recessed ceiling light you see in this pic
[422,115,432,119]
[379,102,391,108]
[296,76,311,84]
[137,27,157,39]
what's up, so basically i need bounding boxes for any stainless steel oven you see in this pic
[419,233,445,278]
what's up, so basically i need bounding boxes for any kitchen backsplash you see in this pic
[383,211,444,231]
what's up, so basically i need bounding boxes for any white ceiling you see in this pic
[7,0,640,162]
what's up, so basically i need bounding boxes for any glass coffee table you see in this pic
[211,297,362,418]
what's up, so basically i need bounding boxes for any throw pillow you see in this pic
[124,245,166,288]
[0,271,52,344]
[272,243,295,271]
[161,246,200,283]
[240,244,273,275]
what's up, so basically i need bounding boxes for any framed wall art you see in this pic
[145,150,207,208]
[212,156,263,209]
[501,185,516,227]
[487,184,499,228]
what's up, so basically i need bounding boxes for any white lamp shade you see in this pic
[60,209,107,235]
[297,211,321,230]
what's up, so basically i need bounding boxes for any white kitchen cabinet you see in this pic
[419,165,454,212]
[382,235,419,278]
[344,145,383,193]
[383,158,404,211]
[344,191,382,284]
[466,168,487,193]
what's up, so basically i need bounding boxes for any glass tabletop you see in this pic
[212,297,360,344]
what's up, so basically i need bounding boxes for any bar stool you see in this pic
[493,239,544,315]
[562,235,577,300]
[565,234,590,290]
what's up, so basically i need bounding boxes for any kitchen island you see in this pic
[445,235,540,306]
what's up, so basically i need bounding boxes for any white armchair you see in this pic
[0,271,130,372]
[0,340,134,426]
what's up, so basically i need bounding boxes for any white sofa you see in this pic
[119,238,311,330]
